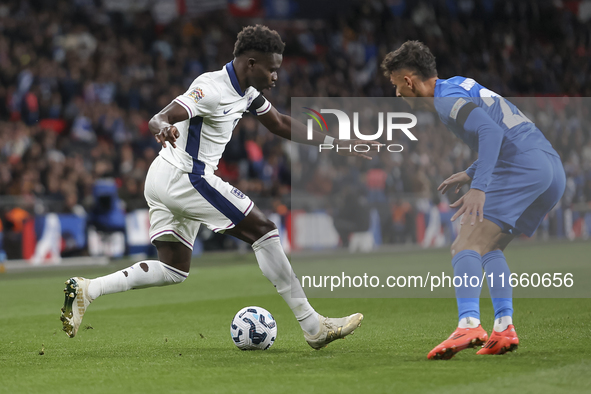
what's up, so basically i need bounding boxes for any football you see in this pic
[230,306,277,350]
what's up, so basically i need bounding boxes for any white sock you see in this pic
[494,315,513,332]
[252,229,320,336]
[458,316,481,328]
[87,260,188,300]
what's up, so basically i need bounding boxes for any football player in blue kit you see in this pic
[382,41,565,359]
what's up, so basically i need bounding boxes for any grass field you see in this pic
[1,242,590,393]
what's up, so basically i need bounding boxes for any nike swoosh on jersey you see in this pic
[223,108,233,114]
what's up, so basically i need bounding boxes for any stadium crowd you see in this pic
[1,0,590,245]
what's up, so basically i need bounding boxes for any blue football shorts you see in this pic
[482,149,566,237]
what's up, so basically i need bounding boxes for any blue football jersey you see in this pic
[434,76,556,159]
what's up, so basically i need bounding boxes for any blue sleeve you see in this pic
[462,107,503,192]
[433,91,474,123]
[465,160,478,179]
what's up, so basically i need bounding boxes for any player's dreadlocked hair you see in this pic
[233,25,285,57]
[381,40,437,80]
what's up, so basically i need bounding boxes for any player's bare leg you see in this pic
[429,218,517,359]
[225,206,363,349]
[152,240,193,273]
[60,241,191,338]
[450,218,513,257]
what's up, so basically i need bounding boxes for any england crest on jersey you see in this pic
[231,187,246,199]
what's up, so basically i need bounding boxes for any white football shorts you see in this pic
[144,156,254,250]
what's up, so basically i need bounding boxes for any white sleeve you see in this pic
[174,79,221,118]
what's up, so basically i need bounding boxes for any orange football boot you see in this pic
[428,325,489,360]
[477,324,519,355]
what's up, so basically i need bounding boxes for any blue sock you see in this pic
[452,250,483,320]
[482,250,513,319]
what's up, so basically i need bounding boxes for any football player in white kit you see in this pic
[60,25,368,349]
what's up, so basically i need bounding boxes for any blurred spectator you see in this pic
[391,198,414,244]
[332,184,371,247]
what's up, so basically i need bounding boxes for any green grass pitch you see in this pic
[1,242,590,393]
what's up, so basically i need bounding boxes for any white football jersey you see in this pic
[159,61,272,174]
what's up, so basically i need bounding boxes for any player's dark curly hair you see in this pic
[233,25,285,57]
[381,40,437,80]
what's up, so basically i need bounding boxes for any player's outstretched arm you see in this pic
[148,102,189,148]
[257,106,382,160]
[438,171,472,195]
[465,159,478,179]
[438,171,486,225]
[447,105,504,225]
[459,106,503,192]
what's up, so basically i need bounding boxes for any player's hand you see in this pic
[154,125,180,148]
[450,188,486,225]
[437,171,472,194]
[334,139,385,160]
